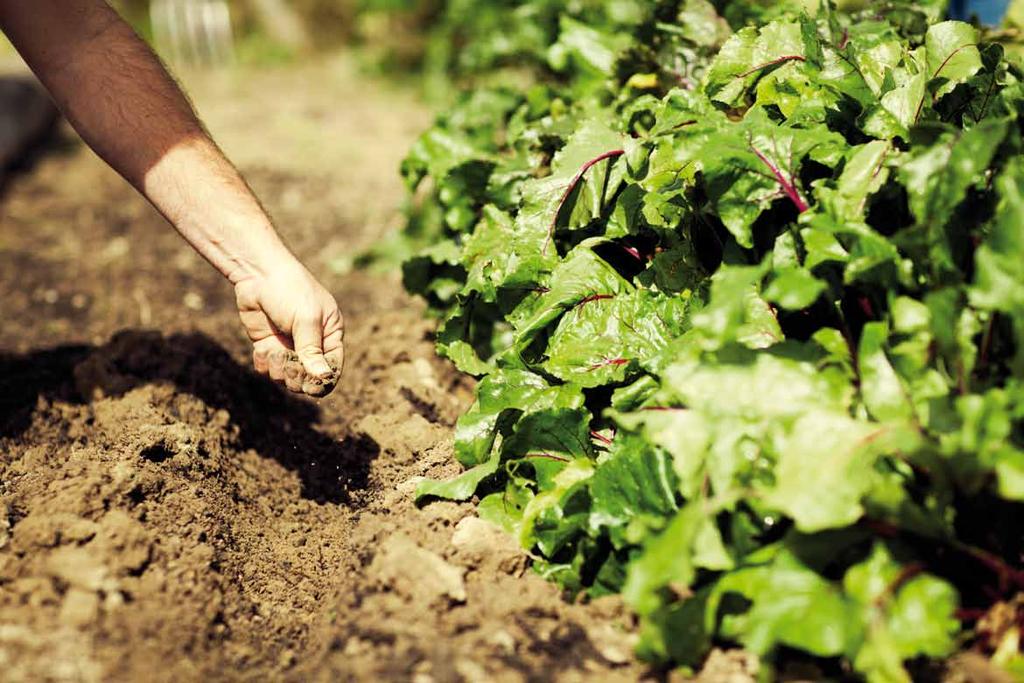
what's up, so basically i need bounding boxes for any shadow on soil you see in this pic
[0,330,377,505]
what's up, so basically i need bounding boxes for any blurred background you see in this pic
[0,1,445,77]
[0,0,685,99]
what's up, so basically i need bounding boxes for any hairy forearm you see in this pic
[0,0,292,284]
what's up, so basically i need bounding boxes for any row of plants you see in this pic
[395,0,1024,679]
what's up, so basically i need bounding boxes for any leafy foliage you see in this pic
[399,0,1024,678]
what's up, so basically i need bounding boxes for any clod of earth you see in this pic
[301,364,341,398]
[274,349,343,398]
[370,533,467,605]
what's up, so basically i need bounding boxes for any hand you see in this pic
[234,262,345,397]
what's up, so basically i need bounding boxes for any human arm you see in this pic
[0,0,343,395]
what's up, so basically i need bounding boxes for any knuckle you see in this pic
[325,307,344,328]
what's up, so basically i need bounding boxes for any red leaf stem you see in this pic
[955,608,988,622]
[587,358,630,371]
[865,518,1024,593]
[544,149,625,255]
[838,29,850,51]
[622,245,644,262]
[957,543,1024,593]
[914,43,979,123]
[749,143,809,213]
[933,44,977,81]
[590,430,614,446]
[876,563,925,607]
[574,293,615,309]
[858,296,875,320]
[738,54,806,79]
[525,452,571,463]
[978,313,997,369]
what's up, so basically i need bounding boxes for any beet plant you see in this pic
[400,0,1024,678]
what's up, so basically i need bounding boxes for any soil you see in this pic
[0,56,682,683]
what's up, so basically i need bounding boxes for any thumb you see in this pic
[292,313,332,377]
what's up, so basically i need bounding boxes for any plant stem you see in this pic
[574,293,615,309]
[525,452,571,463]
[749,143,809,213]
[587,358,630,371]
[544,149,625,255]
[738,55,806,79]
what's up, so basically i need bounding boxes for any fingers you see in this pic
[282,353,305,393]
[253,337,289,384]
[256,344,315,395]
[323,325,344,378]
[302,315,343,397]
[250,326,341,398]
[239,275,344,398]
[292,311,332,378]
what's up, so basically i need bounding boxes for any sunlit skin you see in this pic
[0,0,344,396]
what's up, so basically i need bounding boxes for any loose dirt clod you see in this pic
[370,533,467,604]
[301,365,341,397]
[451,516,526,574]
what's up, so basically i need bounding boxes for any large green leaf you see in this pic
[711,549,853,657]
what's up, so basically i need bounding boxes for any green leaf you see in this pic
[689,263,785,350]
[705,20,805,108]
[763,267,826,310]
[503,407,594,462]
[623,503,703,615]
[766,412,921,532]
[453,369,584,469]
[509,244,630,350]
[858,322,915,422]
[636,588,713,666]
[665,344,852,419]
[543,289,689,387]
[900,119,1008,278]
[925,21,981,99]
[548,15,631,77]
[972,159,1024,372]
[589,437,679,544]
[845,544,960,683]
[711,549,853,657]
[699,111,845,247]
[416,446,501,503]
[816,141,891,224]
[861,47,928,140]
[517,119,626,245]
[519,457,595,553]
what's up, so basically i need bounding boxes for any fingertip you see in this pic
[267,349,289,382]
[325,346,344,376]
[296,349,330,377]
[283,360,304,393]
[253,349,269,374]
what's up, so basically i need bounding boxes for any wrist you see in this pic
[222,219,300,287]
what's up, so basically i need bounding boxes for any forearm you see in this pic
[0,0,292,284]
